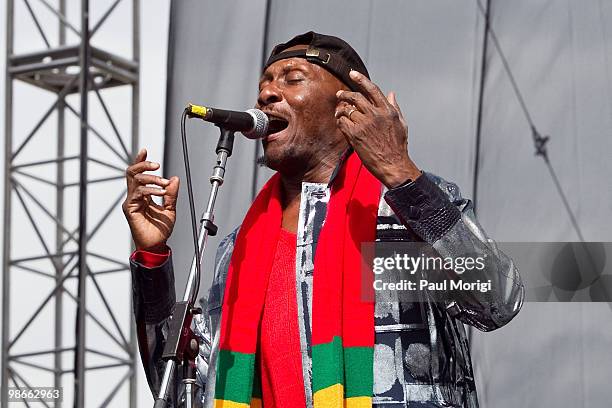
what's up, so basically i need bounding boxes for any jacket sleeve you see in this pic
[383,172,524,332]
[131,252,212,407]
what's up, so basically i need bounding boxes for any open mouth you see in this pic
[266,116,289,137]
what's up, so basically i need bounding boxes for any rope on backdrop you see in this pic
[474,0,587,243]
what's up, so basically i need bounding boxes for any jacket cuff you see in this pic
[383,173,461,243]
[131,245,171,268]
[130,252,175,324]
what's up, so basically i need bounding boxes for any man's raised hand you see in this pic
[335,70,421,188]
[122,148,180,251]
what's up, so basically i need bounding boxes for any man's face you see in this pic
[256,46,348,176]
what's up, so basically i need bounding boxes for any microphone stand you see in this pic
[153,125,235,408]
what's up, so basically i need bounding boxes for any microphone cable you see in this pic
[180,108,202,305]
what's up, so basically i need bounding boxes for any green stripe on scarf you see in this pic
[312,336,344,393]
[214,350,255,404]
[312,337,374,397]
[344,346,374,397]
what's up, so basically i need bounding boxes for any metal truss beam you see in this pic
[2,1,140,407]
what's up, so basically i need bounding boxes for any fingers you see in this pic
[334,104,364,122]
[126,160,160,179]
[134,173,170,188]
[126,157,161,194]
[336,90,369,112]
[124,148,171,210]
[387,92,399,111]
[132,148,147,165]
[386,92,405,119]
[131,185,167,202]
[336,115,356,137]
[348,70,386,106]
[163,176,180,210]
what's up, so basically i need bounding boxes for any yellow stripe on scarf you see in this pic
[213,399,251,408]
[213,398,261,408]
[345,396,372,407]
[313,384,372,408]
[313,384,344,407]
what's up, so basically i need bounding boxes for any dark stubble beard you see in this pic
[257,143,301,173]
[255,155,267,167]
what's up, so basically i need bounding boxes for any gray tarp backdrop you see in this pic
[162,1,612,406]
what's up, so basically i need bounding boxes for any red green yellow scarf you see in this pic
[215,153,381,407]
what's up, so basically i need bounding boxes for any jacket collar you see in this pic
[326,147,354,188]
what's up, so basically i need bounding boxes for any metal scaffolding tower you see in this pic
[2,0,139,406]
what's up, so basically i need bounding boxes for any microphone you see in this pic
[186,104,269,139]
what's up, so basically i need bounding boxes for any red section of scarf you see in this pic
[310,153,380,347]
[219,172,282,353]
[260,228,306,407]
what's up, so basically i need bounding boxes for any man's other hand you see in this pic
[122,148,180,251]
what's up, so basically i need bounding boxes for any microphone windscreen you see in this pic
[242,109,269,139]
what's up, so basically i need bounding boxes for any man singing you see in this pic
[123,32,524,408]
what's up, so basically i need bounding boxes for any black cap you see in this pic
[263,31,369,92]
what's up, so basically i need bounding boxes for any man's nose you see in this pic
[257,83,282,107]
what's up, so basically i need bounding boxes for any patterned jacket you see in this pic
[131,170,524,407]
